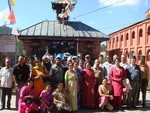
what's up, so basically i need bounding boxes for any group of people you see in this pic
[0,53,149,113]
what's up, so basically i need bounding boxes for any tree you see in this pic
[101,43,107,52]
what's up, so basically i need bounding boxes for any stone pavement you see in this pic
[0,91,150,113]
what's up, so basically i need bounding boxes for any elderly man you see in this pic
[92,59,103,88]
[42,55,51,83]
[120,54,131,105]
[84,54,93,68]
[0,57,13,110]
[126,56,142,108]
[120,54,128,69]
[92,59,103,105]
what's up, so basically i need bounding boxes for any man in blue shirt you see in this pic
[126,56,142,108]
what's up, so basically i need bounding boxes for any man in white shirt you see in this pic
[120,54,128,69]
[102,55,113,83]
[0,58,13,110]
[120,54,132,105]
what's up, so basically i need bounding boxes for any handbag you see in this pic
[25,98,33,104]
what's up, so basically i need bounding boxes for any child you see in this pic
[39,82,53,113]
[52,82,72,112]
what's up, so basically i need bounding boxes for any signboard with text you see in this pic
[0,35,16,52]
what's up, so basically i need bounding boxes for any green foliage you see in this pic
[16,39,24,55]
[0,25,12,34]
[101,44,107,52]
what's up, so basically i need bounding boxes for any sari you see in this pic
[65,70,78,111]
[39,89,53,113]
[81,69,96,108]
[31,65,48,98]
[18,86,39,113]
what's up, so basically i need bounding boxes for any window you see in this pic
[132,31,135,39]
[148,26,150,35]
[116,37,118,42]
[113,38,115,43]
[139,29,143,37]
[121,35,123,41]
[126,33,128,40]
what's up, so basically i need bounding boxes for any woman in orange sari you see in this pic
[31,58,48,99]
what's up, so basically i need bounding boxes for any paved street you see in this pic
[0,91,150,113]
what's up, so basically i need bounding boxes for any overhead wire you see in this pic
[70,0,128,20]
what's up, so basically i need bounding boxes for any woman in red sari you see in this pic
[110,58,127,110]
[81,63,96,108]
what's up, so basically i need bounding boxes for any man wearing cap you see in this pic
[72,56,78,63]
[138,56,149,108]
[0,57,13,110]
[49,55,65,89]
[126,56,142,108]
[84,54,93,68]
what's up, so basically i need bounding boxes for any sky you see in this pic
[0,0,150,35]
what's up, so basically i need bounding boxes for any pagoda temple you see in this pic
[18,0,109,60]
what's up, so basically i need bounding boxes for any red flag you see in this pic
[8,9,16,24]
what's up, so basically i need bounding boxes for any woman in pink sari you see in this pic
[81,63,96,108]
[110,58,127,110]
[98,78,113,111]
[18,79,39,113]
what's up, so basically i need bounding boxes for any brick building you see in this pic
[107,8,150,66]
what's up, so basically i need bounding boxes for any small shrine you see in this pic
[18,0,109,60]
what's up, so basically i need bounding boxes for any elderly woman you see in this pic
[65,63,78,112]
